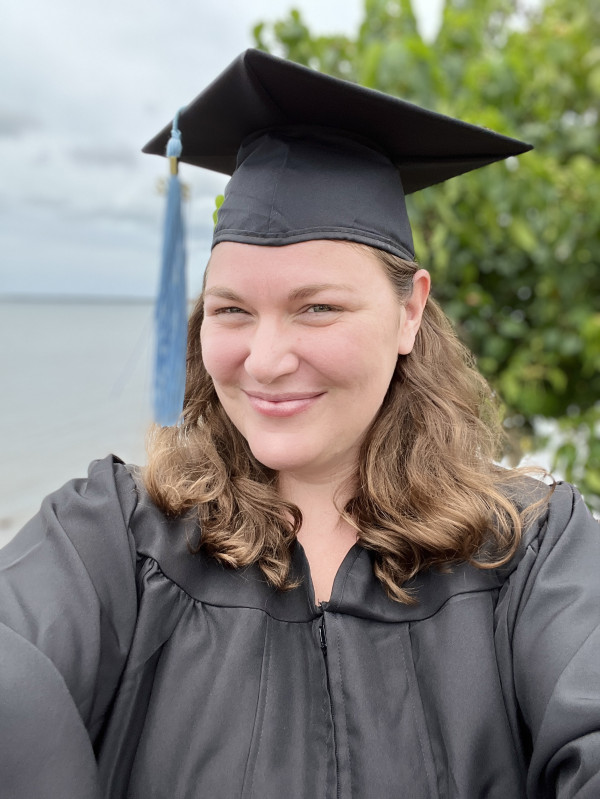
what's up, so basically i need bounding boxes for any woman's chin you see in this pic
[247,438,319,475]
[250,448,307,474]
[247,441,357,483]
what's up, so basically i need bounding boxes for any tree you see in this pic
[253,0,600,510]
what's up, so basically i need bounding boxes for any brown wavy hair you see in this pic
[144,245,550,603]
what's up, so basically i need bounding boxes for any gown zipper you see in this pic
[318,608,341,799]
[319,615,328,657]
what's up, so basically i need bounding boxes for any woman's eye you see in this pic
[213,306,246,315]
[306,304,336,313]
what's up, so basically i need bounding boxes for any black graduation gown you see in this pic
[0,455,599,798]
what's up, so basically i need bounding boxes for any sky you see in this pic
[1,0,444,299]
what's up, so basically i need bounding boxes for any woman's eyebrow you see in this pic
[288,283,355,301]
[204,287,244,301]
[205,284,356,302]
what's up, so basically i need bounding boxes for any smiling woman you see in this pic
[146,237,528,607]
[2,48,600,799]
[155,240,430,602]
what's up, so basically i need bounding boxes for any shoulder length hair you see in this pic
[144,245,549,603]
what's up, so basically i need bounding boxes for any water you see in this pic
[0,298,155,546]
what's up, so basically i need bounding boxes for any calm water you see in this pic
[0,299,155,545]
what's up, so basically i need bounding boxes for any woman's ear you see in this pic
[397,269,431,355]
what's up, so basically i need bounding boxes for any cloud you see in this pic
[66,202,158,228]
[0,110,42,137]
[22,195,69,210]
[8,0,441,297]
[68,145,138,169]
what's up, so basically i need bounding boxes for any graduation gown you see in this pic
[1,455,599,798]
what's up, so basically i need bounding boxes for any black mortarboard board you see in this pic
[144,48,532,260]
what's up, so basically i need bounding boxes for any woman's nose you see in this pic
[244,321,300,384]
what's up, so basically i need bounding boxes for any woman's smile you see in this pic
[243,390,326,418]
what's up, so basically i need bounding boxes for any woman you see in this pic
[1,50,599,799]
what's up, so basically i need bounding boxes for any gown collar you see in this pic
[133,487,515,624]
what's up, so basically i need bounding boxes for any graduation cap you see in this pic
[144,48,532,262]
[144,48,532,424]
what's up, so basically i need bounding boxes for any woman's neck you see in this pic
[277,464,355,510]
[278,469,358,605]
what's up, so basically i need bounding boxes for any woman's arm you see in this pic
[0,456,139,798]
[510,483,600,798]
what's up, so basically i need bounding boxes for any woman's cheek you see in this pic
[201,329,245,381]
[199,328,221,379]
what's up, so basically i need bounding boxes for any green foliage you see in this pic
[254,0,600,510]
[213,194,225,226]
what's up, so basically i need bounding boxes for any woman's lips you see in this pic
[244,391,324,418]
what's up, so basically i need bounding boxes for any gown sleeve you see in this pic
[0,455,139,799]
[509,483,600,798]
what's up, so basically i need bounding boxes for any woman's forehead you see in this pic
[206,240,381,281]
[203,241,395,301]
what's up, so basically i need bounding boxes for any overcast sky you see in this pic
[1,0,444,298]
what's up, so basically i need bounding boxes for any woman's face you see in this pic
[201,240,428,483]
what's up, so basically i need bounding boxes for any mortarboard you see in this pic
[144,49,532,425]
[143,48,532,262]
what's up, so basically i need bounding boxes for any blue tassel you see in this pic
[154,111,187,426]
